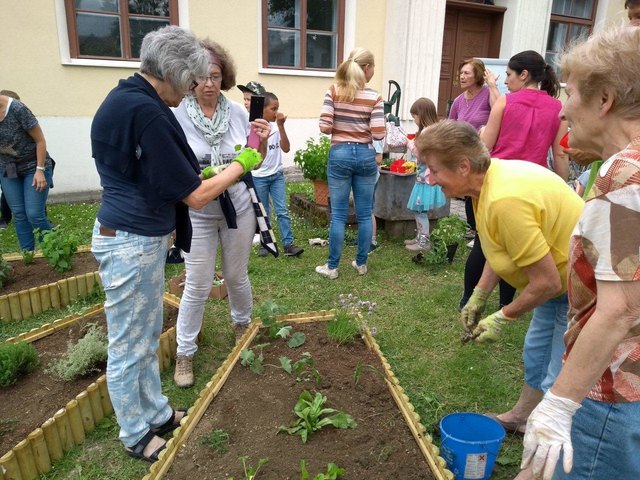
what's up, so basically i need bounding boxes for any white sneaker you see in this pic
[315,264,338,279]
[351,260,367,275]
[252,233,261,246]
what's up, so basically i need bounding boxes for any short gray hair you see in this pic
[559,25,640,120]
[416,120,491,173]
[140,25,209,94]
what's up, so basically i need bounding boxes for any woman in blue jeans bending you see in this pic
[316,47,386,279]
[0,92,53,251]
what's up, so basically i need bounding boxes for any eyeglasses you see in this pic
[195,74,223,85]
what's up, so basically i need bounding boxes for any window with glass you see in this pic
[65,0,178,60]
[262,0,345,70]
[545,0,598,70]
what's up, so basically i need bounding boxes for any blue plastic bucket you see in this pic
[439,413,506,480]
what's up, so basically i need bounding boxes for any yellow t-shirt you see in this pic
[473,159,584,291]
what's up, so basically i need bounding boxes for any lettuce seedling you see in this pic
[278,390,356,443]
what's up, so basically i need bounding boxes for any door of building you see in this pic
[438,1,505,117]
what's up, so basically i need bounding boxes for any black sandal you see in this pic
[125,431,166,463]
[152,409,187,437]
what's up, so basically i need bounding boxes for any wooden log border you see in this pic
[1,245,92,262]
[0,272,101,324]
[142,311,454,480]
[0,301,178,480]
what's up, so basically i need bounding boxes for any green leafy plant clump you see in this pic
[278,390,356,443]
[0,341,40,387]
[21,249,35,265]
[293,136,330,182]
[0,257,14,289]
[46,323,108,381]
[424,215,468,265]
[37,226,79,273]
[326,310,360,345]
[300,460,345,480]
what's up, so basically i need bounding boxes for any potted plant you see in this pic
[426,215,468,264]
[293,136,330,206]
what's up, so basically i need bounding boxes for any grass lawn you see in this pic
[0,181,527,479]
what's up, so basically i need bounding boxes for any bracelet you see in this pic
[36,166,45,171]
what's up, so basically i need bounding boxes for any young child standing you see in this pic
[252,92,304,256]
[405,98,445,252]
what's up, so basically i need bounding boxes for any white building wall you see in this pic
[382,0,446,125]
[494,0,553,57]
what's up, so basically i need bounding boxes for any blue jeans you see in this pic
[253,171,294,246]
[91,220,173,447]
[327,143,377,268]
[553,398,640,479]
[523,293,568,392]
[0,166,52,250]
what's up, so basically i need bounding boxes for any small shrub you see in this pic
[37,226,78,273]
[300,460,346,479]
[0,341,39,386]
[21,249,35,265]
[255,300,290,339]
[0,257,14,288]
[46,324,107,381]
[326,311,359,345]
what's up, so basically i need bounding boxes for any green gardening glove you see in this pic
[233,147,262,175]
[460,287,489,332]
[201,165,227,179]
[472,309,513,343]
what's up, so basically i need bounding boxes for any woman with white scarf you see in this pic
[172,38,271,388]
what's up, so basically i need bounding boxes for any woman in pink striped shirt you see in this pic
[315,48,385,279]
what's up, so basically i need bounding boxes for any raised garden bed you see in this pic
[146,314,452,480]
[0,249,99,323]
[0,300,179,473]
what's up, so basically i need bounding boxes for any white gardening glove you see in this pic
[521,391,582,480]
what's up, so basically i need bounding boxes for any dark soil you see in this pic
[1,252,99,296]
[167,322,435,480]
[0,306,178,455]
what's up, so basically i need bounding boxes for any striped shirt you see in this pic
[319,84,385,145]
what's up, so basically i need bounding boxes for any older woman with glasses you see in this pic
[172,39,271,388]
[417,120,583,442]
[521,25,640,480]
[91,26,262,463]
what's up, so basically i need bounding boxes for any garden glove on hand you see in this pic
[233,147,262,175]
[521,391,581,480]
[472,308,513,343]
[460,287,489,332]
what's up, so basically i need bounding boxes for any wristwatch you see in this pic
[36,166,45,171]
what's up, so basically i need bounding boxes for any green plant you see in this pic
[293,136,330,181]
[240,344,269,374]
[21,249,35,265]
[200,428,230,454]
[255,300,291,339]
[0,257,13,288]
[423,215,467,265]
[430,215,468,246]
[36,226,79,273]
[0,341,39,386]
[46,324,108,381]
[326,310,360,345]
[353,361,385,386]
[300,460,345,479]
[227,456,268,480]
[280,352,321,384]
[278,390,356,443]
